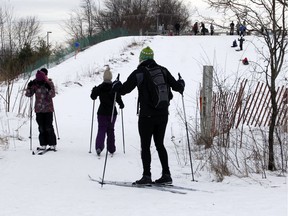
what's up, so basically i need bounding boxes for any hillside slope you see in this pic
[0,35,286,216]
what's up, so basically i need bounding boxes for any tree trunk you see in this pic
[268,75,277,171]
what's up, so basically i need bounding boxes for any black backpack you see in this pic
[144,66,170,109]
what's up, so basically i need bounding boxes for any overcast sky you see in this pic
[4,0,80,44]
[4,0,212,44]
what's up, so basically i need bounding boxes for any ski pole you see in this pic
[29,97,33,150]
[121,109,125,154]
[53,110,60,140]
[89,100,96,153]
[101,73,119,187]
[178,73,195,182]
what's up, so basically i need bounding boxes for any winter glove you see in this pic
[90,86,98,100]
[112,80,122,93]
[44,82,51,91]
[177,78,185,95]
[119,102,124,109]
[27,80,34,88]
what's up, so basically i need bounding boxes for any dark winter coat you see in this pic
[117,59,184,117]
[193,22,199,35]
[90,81,124,116]
[238,37,245,50]
[230,22,235,30]
[25,79,55,113]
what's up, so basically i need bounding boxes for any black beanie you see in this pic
[40,68,48,75]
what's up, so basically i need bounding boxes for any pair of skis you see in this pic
[32,147,57,155]
[88,175,198,194]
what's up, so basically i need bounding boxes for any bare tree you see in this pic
[96,0,190,33]
[205,0,287,171]
[0,5,16,82]
[64,9,86,40]
[0,5,14,56]
[0,7,5,54]
[80,0,98,38]
[64,0,191,43]
[63,0,101,43]
[151,0,190,31]
[0,4,43,112]
[97,0,151,32]
[13,16,41,50]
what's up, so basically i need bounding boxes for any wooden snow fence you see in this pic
[211,79,288,136]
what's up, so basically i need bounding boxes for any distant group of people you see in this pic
[228,20,249,66]
[231,36,245,51]
[192,22,214,35]
[157,20,247,36]
[230,20,247,52]
[230,21,247,36]
[159,21,215,36]
[190,20,247,36]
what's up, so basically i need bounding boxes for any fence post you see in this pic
[200,65,213,148]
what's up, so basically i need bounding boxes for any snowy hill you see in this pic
[0,35,286,216]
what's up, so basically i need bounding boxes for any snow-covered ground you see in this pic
[0,35,286,216]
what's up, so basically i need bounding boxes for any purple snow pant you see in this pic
[95,115,117,154]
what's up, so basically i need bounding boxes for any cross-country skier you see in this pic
[25,68,57,150]
[112,46,185,185]
[90,66,124,156]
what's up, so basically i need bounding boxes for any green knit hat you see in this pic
[139,46,154,62]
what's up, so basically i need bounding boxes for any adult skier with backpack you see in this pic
[112,46,185,185]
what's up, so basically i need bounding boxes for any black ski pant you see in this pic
[36,112,57,147]
[138,115,170,177]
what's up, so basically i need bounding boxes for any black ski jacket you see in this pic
[118,59,184,117]
[90,81,124,116]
